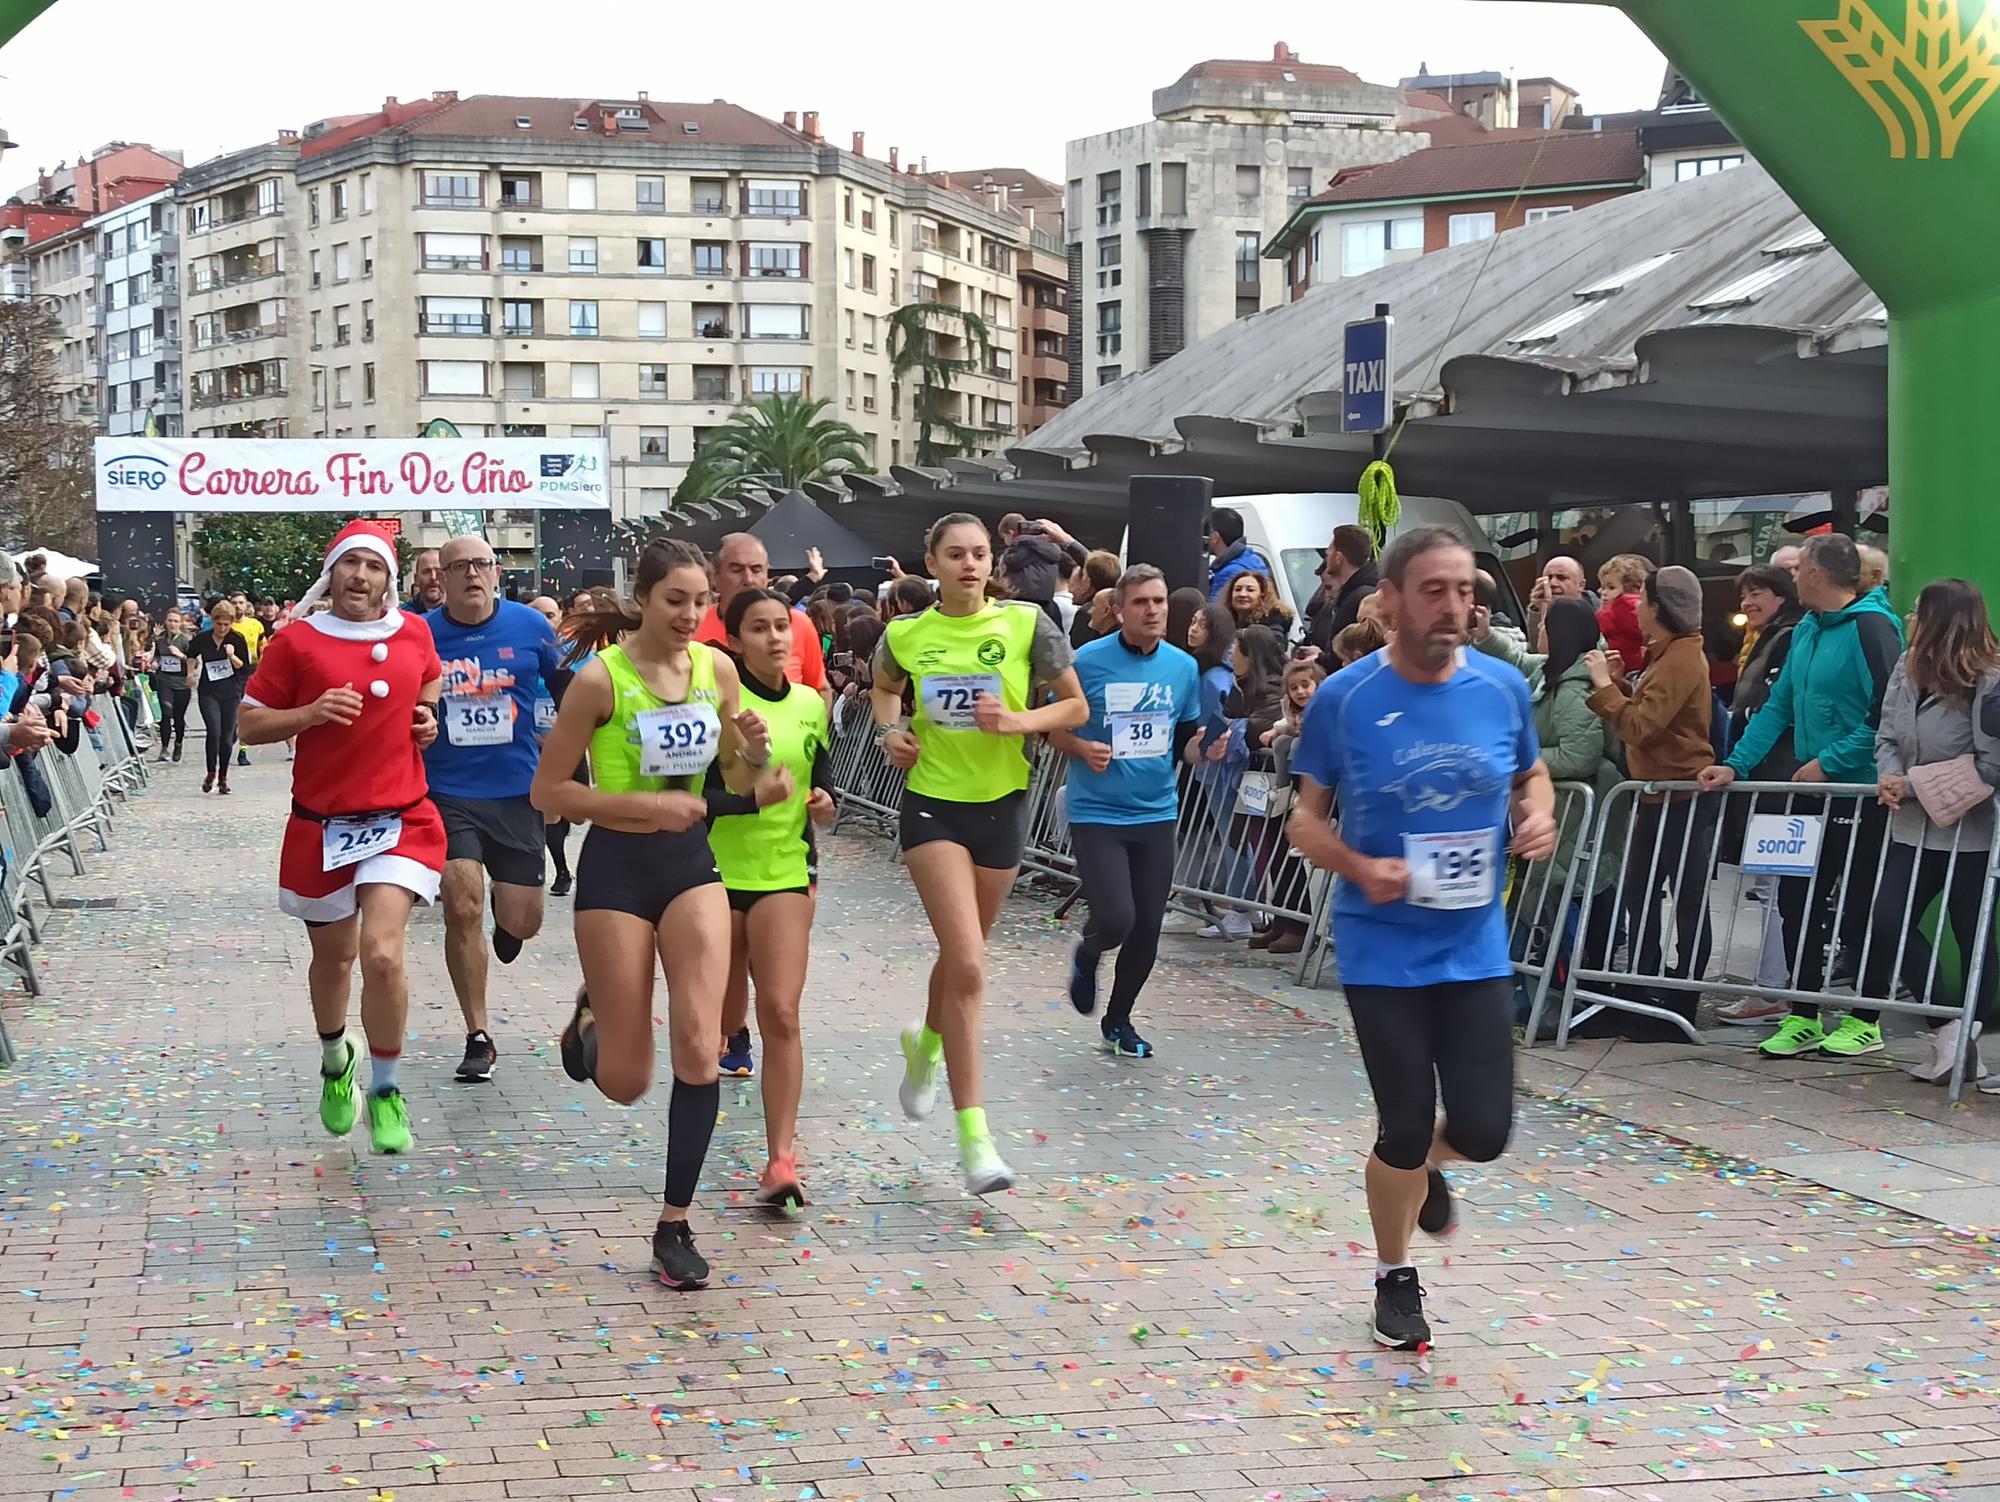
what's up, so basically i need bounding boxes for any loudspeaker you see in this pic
[1127,475,1212,595]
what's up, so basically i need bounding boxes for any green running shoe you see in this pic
[367,1088,413,1154]
[1819,1016,1885,1057]
[319,1042,358,1137]
[1759,1014,1826,1058]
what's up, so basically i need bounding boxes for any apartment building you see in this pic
[174,92,1050,524]
[1065,42,1442,396]
[90,189,183,435]
[28,220,98,423]
[937,168,1067,433]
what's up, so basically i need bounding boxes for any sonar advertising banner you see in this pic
[94,437,611,513]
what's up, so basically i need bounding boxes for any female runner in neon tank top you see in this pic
[530,539,782,1290]
[706,588,836,1207]
[869,513,1087,1195]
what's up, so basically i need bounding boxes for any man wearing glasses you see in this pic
[424,534,565,1083]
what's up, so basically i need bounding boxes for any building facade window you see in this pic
[569,300,599,337]
[745,179,804,216]
[1162,162,1187,216]
[861,253,876,292]
[1675,154,1744,180]
[1096,365,1120,385]
[333,243,351,282]
[422,359,487,395]
[423,172,482,207]
[746,242,804,278]
[691,178,726,214]
[363,362,375,401]
[1096,238,1122,289]
[635,175,665,211]
[637,237,667,271]
[1096,170,1120,227]
[1448,211,1497,246]
[568,237,598,272]
[1236,164,1261,198]
[502,299,538,335]
[638,302,667,337]
[332,180,350,219]
[1524,205,1575,224]
[640,426,669,462]
[693,240,728,275]
[571,363,600,398]
[750,366,805,394]
[1340,216,1422,277]
[745,304,807,339]
[566,173,596,210]
[1136,163,1151,219]
[422,232,486,271]
[639,363,669,396]
[1235,231,1261,284]
[1097,300,1121,356]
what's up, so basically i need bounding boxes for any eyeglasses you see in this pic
[444,558,499,576]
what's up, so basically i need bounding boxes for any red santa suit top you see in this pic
[244,607,447,920]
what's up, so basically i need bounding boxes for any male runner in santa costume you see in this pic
[239,520,444,1154]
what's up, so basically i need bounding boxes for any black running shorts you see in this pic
[898,789,1028,871]
[434,791,546,888]
[574,825,720,924]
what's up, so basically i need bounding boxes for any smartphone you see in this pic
[871,556,894,571]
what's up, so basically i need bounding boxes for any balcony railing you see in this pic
[695,321,732,339]
[426,255,490,272]
[498,258,542,274]
[499,193,541,210]
[745,199,805,217]
[692,197,727,215]
[422,317,491,336]
[190,385,286,408]
[501,321,541,337]
[750,265,803,279]
[422,194,485,209]
[1030,226,1064,256]
[502,383,546,400]
[693,383,731,403]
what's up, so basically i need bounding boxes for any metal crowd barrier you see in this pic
[1504,780,1599,1043]
[1551,779,2000,1101]
[821,718,1334,982]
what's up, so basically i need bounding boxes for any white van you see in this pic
[1213,492,1520,623]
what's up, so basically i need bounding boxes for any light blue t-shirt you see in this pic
[1290,648,1539,988]
[1065,633,1203,826]
[424,600,562,799]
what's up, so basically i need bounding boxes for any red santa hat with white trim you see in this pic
[294,519,401,616]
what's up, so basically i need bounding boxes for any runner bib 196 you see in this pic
[322,813,402,872]
[635,702,721,778]
[1403,829,1496,910]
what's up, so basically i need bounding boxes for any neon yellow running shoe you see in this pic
[319,1042,358,1137]
[367,1088,413,1154]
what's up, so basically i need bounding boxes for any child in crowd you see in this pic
[1263,659,1325,747]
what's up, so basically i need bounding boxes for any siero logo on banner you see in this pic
[1741,812,1824,877]
[93,437,612,513]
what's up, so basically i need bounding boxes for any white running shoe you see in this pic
[1909,1019,1987,1083]
[898,1023,940,1121]
[1197,913,1254,940]
[962,1136,1015,1196]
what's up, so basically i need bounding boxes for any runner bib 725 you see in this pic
[922,673,1001,731]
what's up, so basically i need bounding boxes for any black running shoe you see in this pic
[1417,1167,1457,1237]
[1372,1268,1431,1351]
[559,990,594,1083]
[650,1220,709,1290]
[549,873,572,898]
[456,1031,497,1083]
[1100,1021,1153,1058]
[1068,943,1098,1016]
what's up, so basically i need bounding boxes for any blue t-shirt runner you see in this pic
[1282,529,1556,1359]
[425,599,563,800]
[1055,577,1204,1060]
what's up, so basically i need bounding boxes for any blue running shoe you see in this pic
[720,1028,755,1078]
[1101,1021,1153,1059]
[1068,943,1098,1016]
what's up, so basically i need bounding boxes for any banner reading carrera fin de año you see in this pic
[94,437,611,513]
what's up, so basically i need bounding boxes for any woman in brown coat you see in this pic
[1582,564,1715,1038]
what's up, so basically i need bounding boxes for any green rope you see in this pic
[1358,460,1401,548]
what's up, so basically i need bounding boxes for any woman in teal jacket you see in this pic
[1702,538,1906,1058]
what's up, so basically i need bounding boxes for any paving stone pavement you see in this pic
[4,754,2000,1502]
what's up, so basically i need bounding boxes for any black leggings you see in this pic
[1071,819,1178,1027]
[546,819,572,880]
[1860,840,1999,1028]
[1344,978,1515,1171]
[157,684,189,747]
[1781,798,1889,1022]
[197,687,241,777]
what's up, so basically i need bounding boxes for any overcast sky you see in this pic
[1,0,1667,185]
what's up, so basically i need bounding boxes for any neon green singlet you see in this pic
[589,641,721,795]
[886,601,1040,802]
[708,679,828,891]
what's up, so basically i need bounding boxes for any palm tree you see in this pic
[888,302,1005,466]
[672,391,871,509]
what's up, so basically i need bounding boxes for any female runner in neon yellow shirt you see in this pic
[531,538,781,1291]
[869,513,1087,1194]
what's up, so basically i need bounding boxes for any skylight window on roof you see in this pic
[1506,302,1600,346]
[682,122,699,134]
[515,116,532,129]
[1761,222,1827,256]
[1687,258,1805,311]
[1572,250,1679,300]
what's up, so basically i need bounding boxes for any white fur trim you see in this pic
[279,853,441,923]
[301,607,405,643]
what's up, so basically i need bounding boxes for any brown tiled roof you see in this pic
[937,168,1062,200]
[1175,58,1362,87]
[1309,128,1643,205]
[301,94,808,157]
[1398,113,1495,146]
[300,100,454,159]
[1401,89,1459,114]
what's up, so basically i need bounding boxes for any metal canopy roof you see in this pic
[651,164,1886,559]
